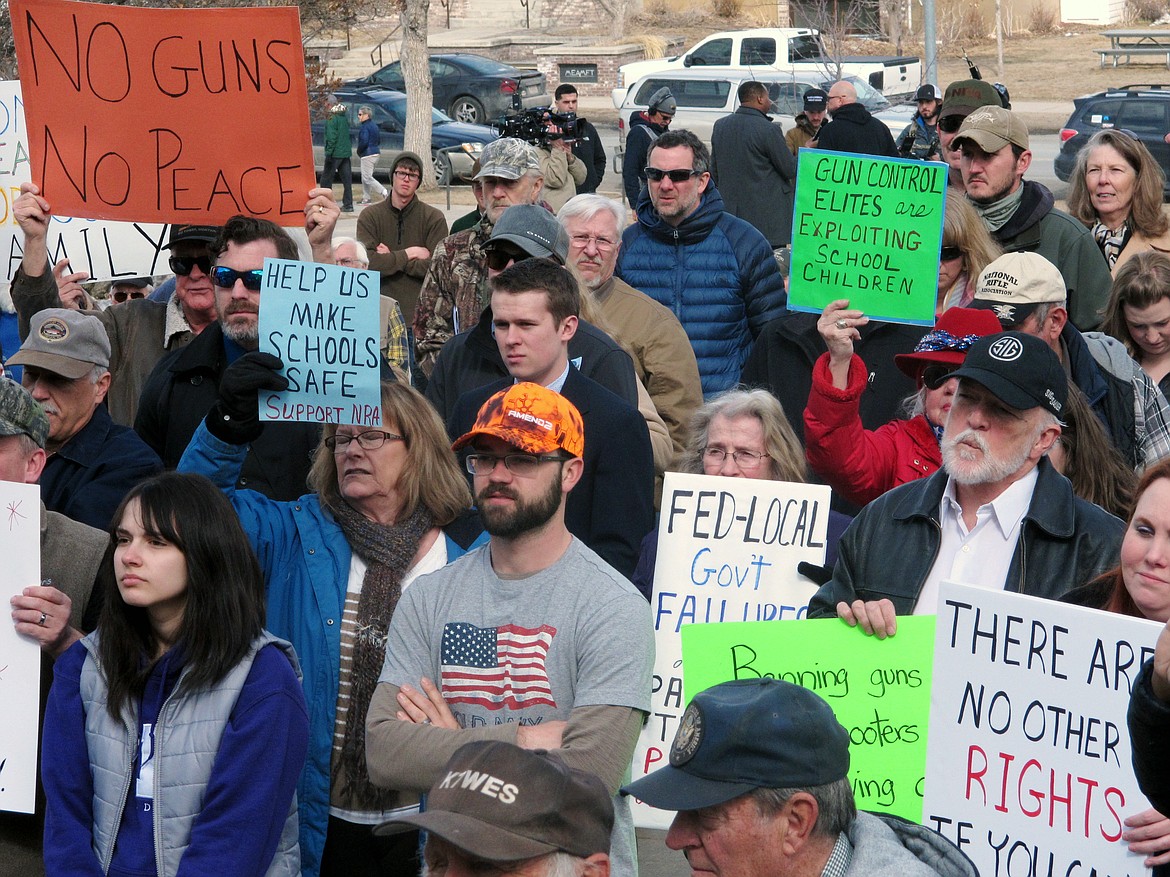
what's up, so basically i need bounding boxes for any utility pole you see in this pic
[922,0,937,86]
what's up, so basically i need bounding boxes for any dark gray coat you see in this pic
[710,105,796,247]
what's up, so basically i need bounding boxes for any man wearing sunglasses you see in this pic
[135,198,338,501]
[616,128,786,397]
[367,381,653,877]
[935,79,1002,190]
[108,277,153,305]
[11,182,220,427]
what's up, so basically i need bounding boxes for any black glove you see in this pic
[206,351,288,445]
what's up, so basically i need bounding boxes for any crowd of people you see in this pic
[3,67,1170,877]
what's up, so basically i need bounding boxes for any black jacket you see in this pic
[622,113,669,207]
[1129,661,1170,817]
[449,368,654,580]
[571,119,607,194]
[134,323,320,502]
[424,308,639,424]
[815,102,898,157]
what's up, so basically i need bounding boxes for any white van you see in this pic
[613,68,915,152]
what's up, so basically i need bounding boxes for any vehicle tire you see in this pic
[450,96,486,125]
[432,150,453,186]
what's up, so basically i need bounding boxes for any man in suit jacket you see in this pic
[448,258,654,580]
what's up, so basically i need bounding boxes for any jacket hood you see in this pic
[848,812,978,877]
[826,102,874,126]
[995,179,1054,242]
[634,181,725,245]
[391,150,425,177]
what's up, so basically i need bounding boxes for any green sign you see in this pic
[681,617,935,822]
[788,149,947,327]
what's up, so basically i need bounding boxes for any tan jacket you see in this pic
[1113,222,1170,275]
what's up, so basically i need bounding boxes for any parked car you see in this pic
[613,68,915,150]
[312,88,497,185]
[1054,84,1170,198]
[345,53,548,125]
[616,28,920,100]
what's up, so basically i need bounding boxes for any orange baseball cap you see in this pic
[452,383,585,458]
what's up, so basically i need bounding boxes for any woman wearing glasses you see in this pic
[804,304,1002,507]
[1067,129,1170,274]
[936,196,1002,313]
[179,372,485,877]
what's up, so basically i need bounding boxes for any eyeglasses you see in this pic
[702,447,769,469]
[169,254,212,277]
[645,167,700,184]
[335,257,368,268]
[569,234,617,251]
[111,289,146,303]
[922,364,959,389]
[940,246,962,262]
[485,247,532,271]
[465,453,566,477]
[324,430,404,452]
[394,169,421,181]
[211,266,265,291]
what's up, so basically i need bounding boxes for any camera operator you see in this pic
[538,114,588,211]
[556,85,606,194]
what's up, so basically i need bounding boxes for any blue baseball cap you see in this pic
[621,678,850,810]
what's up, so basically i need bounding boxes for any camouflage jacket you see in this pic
[412,218,493,375]
[896,115,940,160]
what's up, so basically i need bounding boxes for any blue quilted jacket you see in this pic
[615,185,786,396]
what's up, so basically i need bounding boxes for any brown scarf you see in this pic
[333,499,433,807]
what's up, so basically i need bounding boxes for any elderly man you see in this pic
[135,195,337,501]
[970,251,1170,469]
[366,382,654,877]
[815,80,897,157]
[12,182,219,426]
[446,259,654,579]
[559,194,702,453]
[555,84,607,195]
[952,106,1111,330]
[1,377,110,877]
[623,86,675,208]
[623,678,978,877]
[333,235,409,372]
[414,138,546,374]
[8,309,161,530]
[617,129,786,397]
[378,741,613,877]
[424,204,639,423]
[710,81,796,248]
[808,331,1125,637]
[356,151,448,325]
[786,88,828,154]
[896,83,942,159]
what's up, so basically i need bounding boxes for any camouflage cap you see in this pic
[452,383,585,458]
[476,137,542,181]
[0,378,49,449]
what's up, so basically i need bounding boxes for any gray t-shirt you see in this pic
[380,537,654,877]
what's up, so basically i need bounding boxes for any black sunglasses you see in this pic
[485,247,532,271]
[940,245,962,262]
[111,289,146,303]
[169,254,212,277]
[645,167,699,183]
[937,115,964,134]
[922,364,959,390]
[211,266,264,291]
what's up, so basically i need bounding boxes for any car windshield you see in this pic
[453,55,515,75]
[819,75,891,113]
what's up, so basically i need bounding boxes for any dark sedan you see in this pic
[312,88,497,184]
[345,53,548,125]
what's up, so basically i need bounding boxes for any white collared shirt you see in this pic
[913,466,1040,615]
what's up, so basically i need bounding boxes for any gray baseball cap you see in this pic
[648,87,677,115]
[8,308,111,379]
[476,137,542,181]
[486,205,569,264]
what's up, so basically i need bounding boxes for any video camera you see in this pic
[494,106,589,148]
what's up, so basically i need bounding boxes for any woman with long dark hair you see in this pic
[41,472,308,877]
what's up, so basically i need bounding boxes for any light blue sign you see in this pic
[258,257,382,426]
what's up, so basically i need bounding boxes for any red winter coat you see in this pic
[804,353,939,507]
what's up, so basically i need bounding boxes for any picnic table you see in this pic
[1099,29,1170,67]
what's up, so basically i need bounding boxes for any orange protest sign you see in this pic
[12,0,316,226]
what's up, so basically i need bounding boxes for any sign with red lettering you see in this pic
[925,582,1159,877]
[11,0,316,226]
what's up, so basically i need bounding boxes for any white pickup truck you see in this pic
[615,28,921,101]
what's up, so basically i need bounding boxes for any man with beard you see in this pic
[445,258,654,579]
[935,79,1002,189]
[896,83,942,160]
[953,105,1111,330]
[808,331,1125,637]
[365,381,654,877]
[135,196,338,500]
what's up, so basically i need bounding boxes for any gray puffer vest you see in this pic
[79,631,302,877]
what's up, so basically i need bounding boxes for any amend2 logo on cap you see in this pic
[988,336,1023,361]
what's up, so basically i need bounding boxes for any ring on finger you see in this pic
[38,611,47,627]
[835,318,848,330]
[422,718,432,725]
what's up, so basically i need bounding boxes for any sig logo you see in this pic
[988,336,1024,362]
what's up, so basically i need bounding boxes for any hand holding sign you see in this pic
[210,352,289,444]
[837,598,898,639]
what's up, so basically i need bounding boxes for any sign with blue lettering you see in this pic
[629,472,829,829]
[258,257,383,426]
